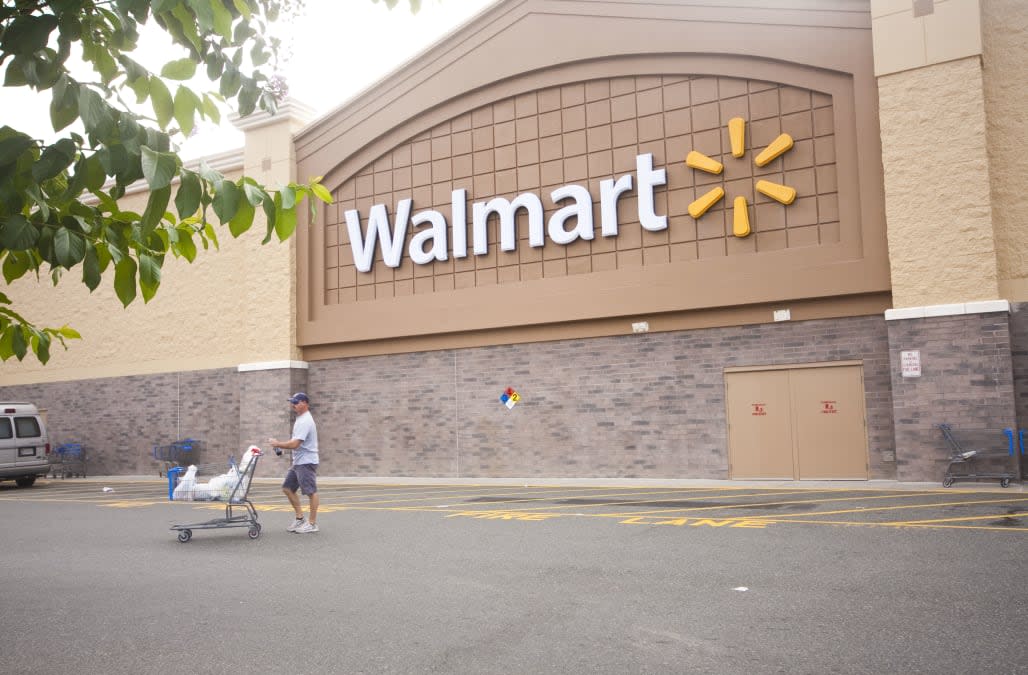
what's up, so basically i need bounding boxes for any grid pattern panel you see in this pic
[323,76,838,305]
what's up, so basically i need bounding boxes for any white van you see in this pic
[0,403,50,487]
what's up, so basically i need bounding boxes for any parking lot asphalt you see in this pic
[1,476,1026,674]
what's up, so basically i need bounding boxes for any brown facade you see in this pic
[295,0,888,354]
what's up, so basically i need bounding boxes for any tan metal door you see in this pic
[725,370,794,479]
[790,366,868,479]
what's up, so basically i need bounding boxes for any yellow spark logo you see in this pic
[685,117,797,238]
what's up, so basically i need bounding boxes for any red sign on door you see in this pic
[821,400,838,414]
[751,403,767,416]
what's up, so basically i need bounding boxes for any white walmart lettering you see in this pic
[343,153,666,273]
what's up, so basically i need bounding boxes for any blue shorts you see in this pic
[283,463,318,495]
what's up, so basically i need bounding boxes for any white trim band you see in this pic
[885,300,1010,321]
[237,360,309,372]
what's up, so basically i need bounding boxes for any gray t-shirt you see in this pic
[290,411,319,466]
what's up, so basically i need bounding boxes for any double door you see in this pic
[725,363,869,480]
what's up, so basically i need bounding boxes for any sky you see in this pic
[3,0,497,158]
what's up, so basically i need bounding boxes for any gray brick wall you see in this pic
[887,310,1020,482]
[308,314,895,480]
[0,369,239,476]
[5,313,966,481]
[1010,302,1028,478]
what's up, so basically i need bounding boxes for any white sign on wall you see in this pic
[900,350,921,378]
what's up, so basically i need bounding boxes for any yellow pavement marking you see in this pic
[740,496,1028,521]
[883,510,1028,526]
[266,486,730,509]
[425,488,843,513]
[737,517,1028,532]
[508,490,947,518]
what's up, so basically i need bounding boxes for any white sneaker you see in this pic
[295,521,319,534]
[287,517,306,533]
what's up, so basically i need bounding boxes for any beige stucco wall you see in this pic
[982,0,1028,301]
[1,174,298,385]
[875,0,1027,308]
[0,106,314,385]
[878,56,997,308]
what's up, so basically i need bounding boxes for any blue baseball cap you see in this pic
[288,392,309,404]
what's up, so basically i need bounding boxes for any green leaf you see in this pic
[78,87,114,138]
[141,185,172,235]
[57,325,82,340]
[0,132,36,169]
[138,254,161,302]
[187,0,216,31]
[149,76,174,129]
[83,154,107,192]
[311,182,333,203]
[140,146,178,190]
[49,81,79,132]
[31,330,51,364]
[113,256,137,307]
[197,159,223,185]
[200,94,221,124]
[82,246,101,291]
[237,79,259,116]
[1,214,39,251]
[274,195,297,242]
[0,326,14,361]
[174,230,197,262]
[212,180,240,222]
[2,251,31,284]
[261,196,276,244]
[160,58,197,80]
[228,199,254,237]
[175,171,202,217]
[173,86,199,136]
[219,64,241,98]
[233,0,253,20]
[202,222,220,250]
[54,227,87,268]
[242,181,266,207]
[10,325,27,360]
[210,0,233,39]
[279,185,297,210]
[0,15,59,56]
[32,139,77,183]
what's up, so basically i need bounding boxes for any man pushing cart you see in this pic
[167,445,263,542]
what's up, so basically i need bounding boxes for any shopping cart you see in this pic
[935,423,1018,488]
[167,446,262,543]
[50,442,87,478]
[152,438,201,477]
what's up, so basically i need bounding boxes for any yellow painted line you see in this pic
[301,487,731,509]
[883,510,1028,526]
[742,496,1028,521]
[503,490,946,517]
[442,488,844,513]
[740,517,1028,532]
[177,502,1028,533]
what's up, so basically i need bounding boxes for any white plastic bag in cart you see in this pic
[172,465,198,500]
[238,445,260,472]
[208,465,240,500]
[188,482,217,500]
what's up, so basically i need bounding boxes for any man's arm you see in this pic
[268,437,302,450]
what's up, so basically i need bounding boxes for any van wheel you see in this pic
[15,477,36,488]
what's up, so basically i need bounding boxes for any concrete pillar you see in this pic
[872,1,1020,479]
[231,100,316,452]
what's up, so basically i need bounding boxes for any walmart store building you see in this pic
[3,0,1026,482]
